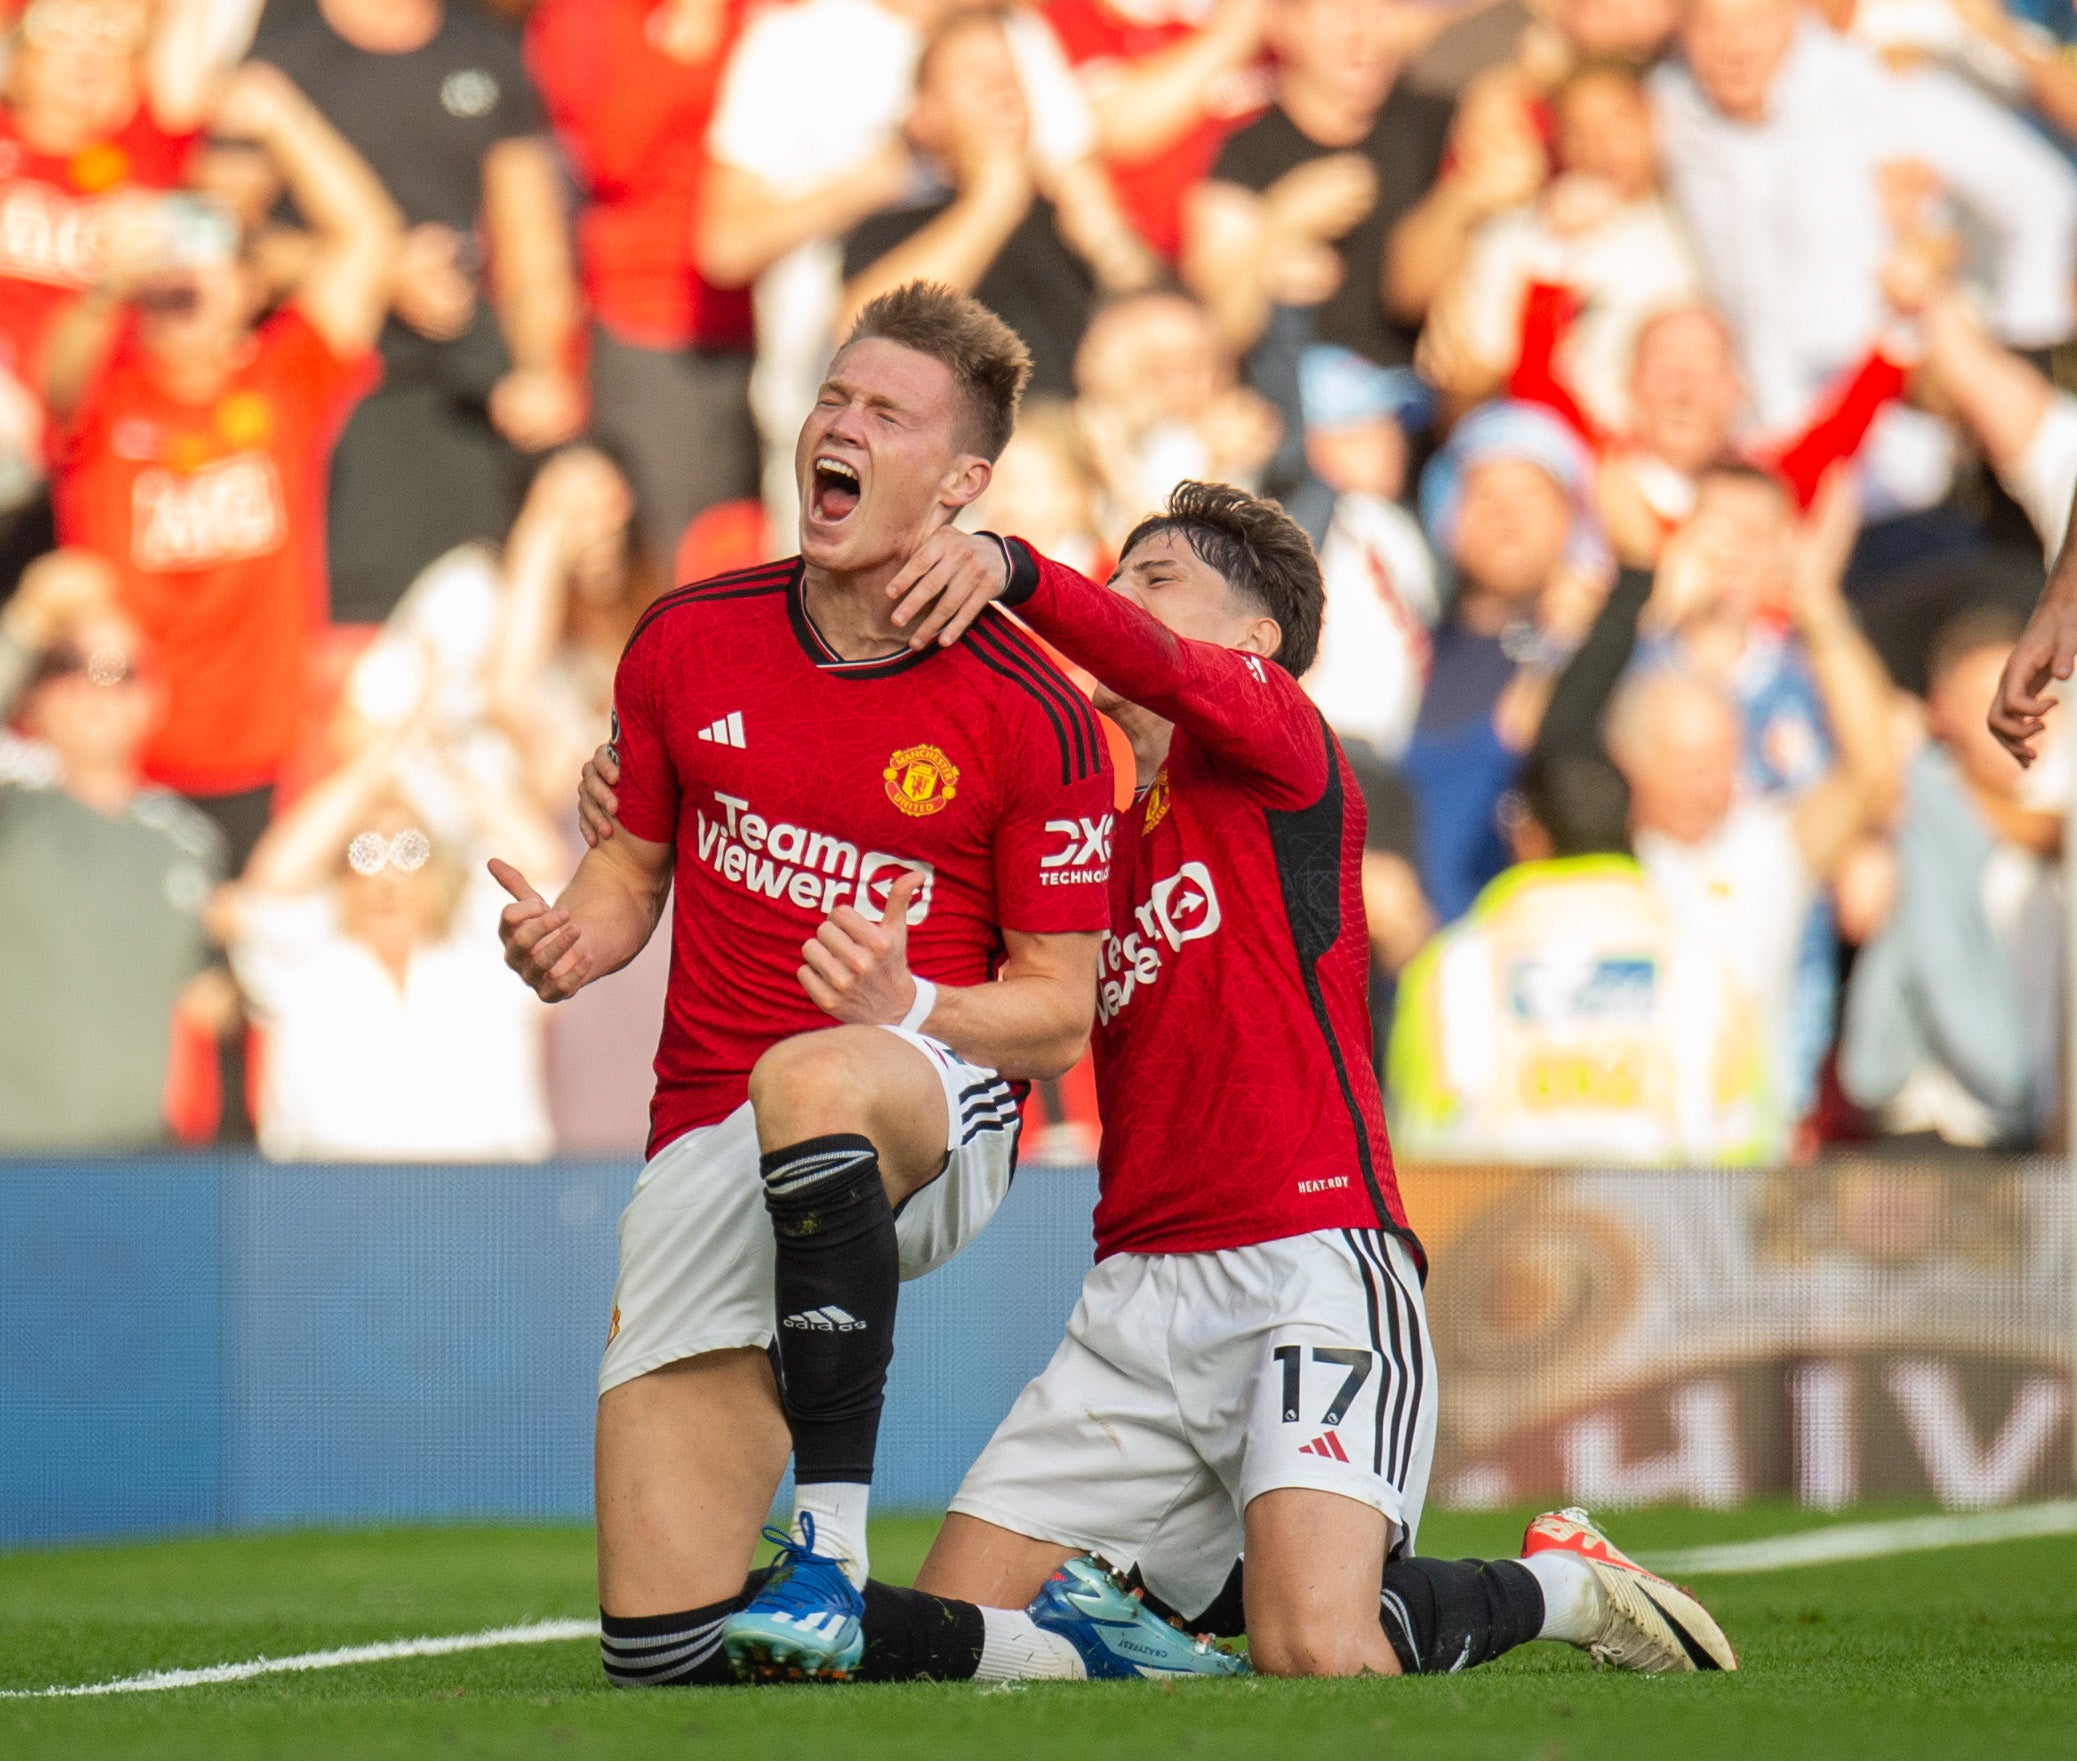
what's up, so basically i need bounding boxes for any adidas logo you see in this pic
[782,1306,865,1332]
[698,711,746,748]
[1297,1430,1349,1462]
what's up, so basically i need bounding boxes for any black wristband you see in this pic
[981,532,1040,606]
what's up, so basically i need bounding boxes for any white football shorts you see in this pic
[598,1026,1021,1395]
[948,1226,1435,1619]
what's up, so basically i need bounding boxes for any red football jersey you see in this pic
[1002,544,1418,1266]
[0,109,198,389]
[612,560,1117,1156]
[55,308,378,795]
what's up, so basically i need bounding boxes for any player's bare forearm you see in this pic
[922,941,1099,1082]
[496,831,670,1002]
[795,873,1096,1078]
[559,838,670,971]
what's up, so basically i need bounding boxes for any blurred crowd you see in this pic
[1,0,2072,1165]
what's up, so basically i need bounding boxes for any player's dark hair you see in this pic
[842,281,1031,461]
[1517,747,1632,858]
[1119,481,1325,677]
[1926,604,2025,689]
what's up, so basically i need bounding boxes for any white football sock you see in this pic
[1521,1550,1602,1646]
[974,1606,1087,1680]
[792,1482,871,1589]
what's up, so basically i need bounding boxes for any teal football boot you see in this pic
[1026,1555,1248,1680]
[723,1514,866,1682]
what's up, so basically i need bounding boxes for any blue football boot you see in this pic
[723,1514,866,1682]
[1026,1555,1248,1680]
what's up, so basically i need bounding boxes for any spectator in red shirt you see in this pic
[0,0,219,579]
[0,0,220,384]
[1044,0,1271,259]
[527,0,758,565]
[42,59,398,868]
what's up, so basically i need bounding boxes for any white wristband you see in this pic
[899,976,938,1034]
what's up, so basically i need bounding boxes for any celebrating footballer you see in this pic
[516,278,1736,1689]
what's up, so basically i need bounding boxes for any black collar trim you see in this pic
[786,560,934,678]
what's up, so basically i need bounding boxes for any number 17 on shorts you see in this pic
[1240,1232,1437,1542]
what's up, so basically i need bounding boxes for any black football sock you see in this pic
[761,1133,900,1565]
[600,1598,743,1688]
[1376,1557,1546,1675]
[854,1580,987,1682]
[1174,1560,1247,1638]
[599,1568,775,1688]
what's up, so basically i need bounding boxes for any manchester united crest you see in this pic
[883,744,960,816]
[1143,767,1171,832]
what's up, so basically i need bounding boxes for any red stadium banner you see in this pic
[1402,1160,2074,1509]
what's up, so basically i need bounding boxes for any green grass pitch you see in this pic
[5,1504,2075,1760]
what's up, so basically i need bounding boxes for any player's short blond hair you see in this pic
[842,282,1032,462]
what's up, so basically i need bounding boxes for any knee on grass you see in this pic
[1245,1623,1401,1679]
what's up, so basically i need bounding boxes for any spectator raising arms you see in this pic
[1045,0,1272,259]
[526,0,759,566]
[0,0,222,560]
[1384,44,1549,336]
[1422,60,1699,432]
[0,549,223,1150]
[1184,0,1456,365]
[840,8,1159,398]
[700,0,1099,529]
[1653,0,2077,530]
[0,0,220,385]
[1575,493,1896,1140]
[220,702,564,1161]
[255,0,581,623]
[44,59,397,869]
[486,445,654,824]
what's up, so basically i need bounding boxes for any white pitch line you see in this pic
[15,1502,2077,1698]
[1645,1499,2077,1576]
[0,1618,598,1699]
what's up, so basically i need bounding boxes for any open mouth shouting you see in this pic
[809,453,863,526]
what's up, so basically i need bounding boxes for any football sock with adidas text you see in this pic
[1376,1556,1546,1675]
[761,1132,900,1586]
